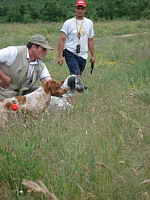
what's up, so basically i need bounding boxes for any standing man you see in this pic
[0,34,53,99]
[58,0,95,76]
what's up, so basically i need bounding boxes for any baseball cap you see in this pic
[29,34,54,50]
[76,0,86,7]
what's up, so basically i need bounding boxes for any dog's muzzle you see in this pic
[76,85,87,93]
[84,85,88,90]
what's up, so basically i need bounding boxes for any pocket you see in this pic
[65,51,75,61]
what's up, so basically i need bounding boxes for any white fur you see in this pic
[49,75,87,111]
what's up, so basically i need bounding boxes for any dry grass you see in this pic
[22,179,58,200]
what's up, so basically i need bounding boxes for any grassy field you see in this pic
[0,20,150,200]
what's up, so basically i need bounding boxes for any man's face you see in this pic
[33,45,47,60]
[75,6,86,19]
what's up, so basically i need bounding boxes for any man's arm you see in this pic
[41,77,51,83]
[0,47,18,88]
[88,38,95,63]
[0,69,11,88]
[40,64,51,83]
[57,32,67,66]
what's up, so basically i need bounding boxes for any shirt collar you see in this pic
[26,48,38,65]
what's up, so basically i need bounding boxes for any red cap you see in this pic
[76,0,86,7]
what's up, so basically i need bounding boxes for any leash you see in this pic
[90,62,94,74]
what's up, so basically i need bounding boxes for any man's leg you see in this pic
[65,51,81,75]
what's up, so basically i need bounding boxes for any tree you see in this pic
[42,0,68,22]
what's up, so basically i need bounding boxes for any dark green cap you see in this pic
[29,34,54,50]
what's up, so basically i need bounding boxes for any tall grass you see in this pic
[0,20,150,200]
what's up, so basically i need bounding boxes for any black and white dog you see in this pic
[48,75,87,110]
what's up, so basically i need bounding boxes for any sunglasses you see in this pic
[76,7,86,10]
[40,46,47,51]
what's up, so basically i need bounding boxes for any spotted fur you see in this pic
[0,79,67,128]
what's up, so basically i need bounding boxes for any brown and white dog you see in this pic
[0,79,67,128]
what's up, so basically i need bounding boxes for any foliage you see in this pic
[0,0,149,23]
[42,0,69,22]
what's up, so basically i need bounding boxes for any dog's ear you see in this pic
[60,80,64,86]
[50,81,60,95]
[43,80,56,94]
[43,79,60,95]
[68,76,75,90]
[43,81,50,93]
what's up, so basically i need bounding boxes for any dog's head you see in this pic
[62,75,87,93]
[43,79,68,96]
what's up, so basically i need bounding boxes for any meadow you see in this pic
[0,20,150,200]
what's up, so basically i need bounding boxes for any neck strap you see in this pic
[74,16,84,40]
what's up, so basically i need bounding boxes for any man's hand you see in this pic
[90,56,95,64]
[0,74,11,88]
[58,56,64,66]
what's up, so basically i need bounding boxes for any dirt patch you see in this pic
[110,33,137,38]
[95,32,149,40]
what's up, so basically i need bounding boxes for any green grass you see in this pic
[0,20,150,200]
